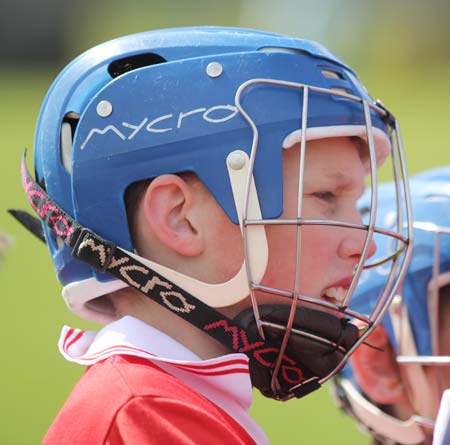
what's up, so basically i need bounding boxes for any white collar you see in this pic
[58,316,268,445]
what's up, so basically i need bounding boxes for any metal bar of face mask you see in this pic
[368,130,405,321]
[374,128,409,344]
[251,282,373,324]
[342,100,378,308]
[397,356,450,365]
[369,123,414,323]
[261,320,348,353]
[245,217,408,239]
[270,86,309,395]
[246,218,409,273]
[391,125,405,260]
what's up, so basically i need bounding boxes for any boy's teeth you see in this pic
[323,286,347,302]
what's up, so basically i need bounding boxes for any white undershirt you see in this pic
[57,315,269,445]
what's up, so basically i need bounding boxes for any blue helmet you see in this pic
[31,26,404,322]
[333,165,450,444]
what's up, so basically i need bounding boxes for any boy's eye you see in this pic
[313,191,336,201]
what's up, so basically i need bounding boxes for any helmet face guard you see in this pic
[235,78,412,395]
[14,27,413,401]
[333,166,450,441]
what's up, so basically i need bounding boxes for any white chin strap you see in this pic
[63,150,268,324]
[339,378,426,445]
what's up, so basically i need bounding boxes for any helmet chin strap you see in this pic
[98,148,270,310]
[12,150,362,401]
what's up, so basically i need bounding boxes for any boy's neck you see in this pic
[110,288,232,360]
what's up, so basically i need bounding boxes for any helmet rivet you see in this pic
[206,62,223,78]
[227,150,247,170]
[96,100,113,117]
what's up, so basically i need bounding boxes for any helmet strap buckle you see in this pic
[71,228,117,273]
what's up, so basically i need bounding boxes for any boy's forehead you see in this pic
[301,137,367,168]
[284,138,367,191]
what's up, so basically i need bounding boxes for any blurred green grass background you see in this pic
[1,1,450,444]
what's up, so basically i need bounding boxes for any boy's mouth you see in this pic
[321,286,349,305]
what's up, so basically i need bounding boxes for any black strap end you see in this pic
[8,209,46,243]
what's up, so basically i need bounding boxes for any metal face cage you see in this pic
[235,78,413,398]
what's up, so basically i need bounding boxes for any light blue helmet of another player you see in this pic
[333,165,450,444]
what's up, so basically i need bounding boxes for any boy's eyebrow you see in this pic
[321,170,366,196]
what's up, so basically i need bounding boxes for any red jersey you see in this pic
[43,316,268,445]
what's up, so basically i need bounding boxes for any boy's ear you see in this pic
[141,174,205,256]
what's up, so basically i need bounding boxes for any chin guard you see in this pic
[234,304,359,399]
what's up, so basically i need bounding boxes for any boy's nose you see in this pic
[338,221,377,261]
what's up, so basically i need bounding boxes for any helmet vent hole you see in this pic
[61,112,80,173]
[108,53,166,78]
[321,69,344,79]
[259,47,310,56]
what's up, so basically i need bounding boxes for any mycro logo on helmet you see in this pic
[80,104,239,150]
